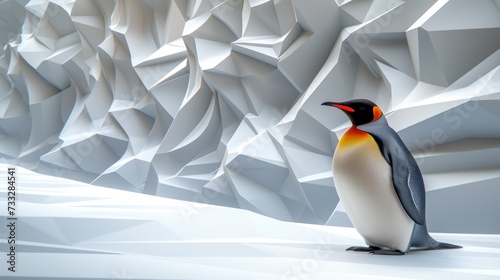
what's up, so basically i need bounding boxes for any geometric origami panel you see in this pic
[1,0,500,233]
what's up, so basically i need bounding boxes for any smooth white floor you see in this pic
[0,164,499,279]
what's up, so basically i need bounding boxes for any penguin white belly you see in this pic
[333,129,414,252]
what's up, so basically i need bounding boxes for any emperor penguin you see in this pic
[322,99,461,255]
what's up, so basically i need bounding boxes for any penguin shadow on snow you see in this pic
[322,99,462,256]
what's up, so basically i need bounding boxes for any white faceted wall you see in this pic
[1,0,500,233]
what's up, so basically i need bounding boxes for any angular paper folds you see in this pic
[1,0,499,233]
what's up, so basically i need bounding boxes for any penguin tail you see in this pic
[435,242,462,250]
[410,224,462,251]
[412,241,462,252]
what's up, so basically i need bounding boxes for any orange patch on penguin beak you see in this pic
[332,104,355,112]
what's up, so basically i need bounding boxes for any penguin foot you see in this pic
[370,249,405,255]
[346,246,380,252]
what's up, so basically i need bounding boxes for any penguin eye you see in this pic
[359,106,365,110]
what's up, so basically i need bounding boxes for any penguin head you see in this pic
[321,99,383,126]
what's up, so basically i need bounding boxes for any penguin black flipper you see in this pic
[358,118,425,226]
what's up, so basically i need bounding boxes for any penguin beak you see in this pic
[321,102,355,112]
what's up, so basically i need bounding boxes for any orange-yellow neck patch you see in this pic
[338,126,371,148]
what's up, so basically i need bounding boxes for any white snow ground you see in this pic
[1,164,499,280]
